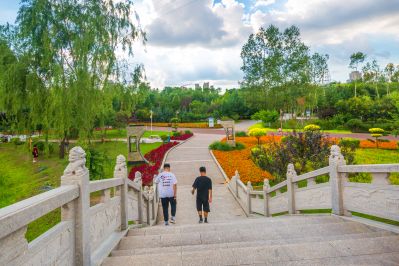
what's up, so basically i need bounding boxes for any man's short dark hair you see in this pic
[199,166,206,173]
[164,163,170,169]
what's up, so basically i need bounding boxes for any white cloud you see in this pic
[254,0,276,7]
[127,0,399,88]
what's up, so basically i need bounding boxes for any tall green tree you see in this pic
[240,24,316,112]
[349,52,366,97]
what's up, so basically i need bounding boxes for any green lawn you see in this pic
[354,148,399,164]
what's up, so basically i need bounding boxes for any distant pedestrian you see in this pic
[155,163,177,225]
[32,145,39,163]
[192,166,212,223]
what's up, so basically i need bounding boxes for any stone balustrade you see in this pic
[228,145,399,222]
[0,147,159,266]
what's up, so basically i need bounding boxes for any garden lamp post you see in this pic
[150,110,153,132]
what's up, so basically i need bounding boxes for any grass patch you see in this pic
[300,209,332,214]
[351,211,399,226]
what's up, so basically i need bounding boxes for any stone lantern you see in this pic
[220,120,235,147]
[127,124,148,165]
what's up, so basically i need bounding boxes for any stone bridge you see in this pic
[1,132,399,265]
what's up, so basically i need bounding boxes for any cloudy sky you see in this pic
[1,0,399,89]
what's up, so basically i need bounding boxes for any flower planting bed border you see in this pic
[129,135,194,185]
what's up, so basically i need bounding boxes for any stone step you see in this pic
[128,215,345,236]
[102,235,399,266]
[111,231,394,257]
[118,221,378,249]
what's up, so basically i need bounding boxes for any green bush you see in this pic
[11,137,24,146]
[209,141,245,151]
[172,131,181,137]
[345,119,364,132]
[251,110,279,125]
[235,131,248,137]
[184,130,192,134]
[339,138,360,149]
[349,172,372,183]
[32,141,55,154]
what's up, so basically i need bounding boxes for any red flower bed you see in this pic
[170,133,193,141]
[128,142,179,185]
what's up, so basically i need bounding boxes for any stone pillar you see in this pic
[286,163,297,214]
[134,171,144,224]
[114,155,128,230]
[329,145,346,216]
[246,181,252,215]
[144,186,150,225]
[61,147,90,266]
[234,170,239,198]
[263,179,270,217]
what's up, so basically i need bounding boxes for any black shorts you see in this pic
[196,198,210,212]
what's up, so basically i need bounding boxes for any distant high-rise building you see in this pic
[349,71,361,82]
[203,82,210,89]
[194,83,201,90]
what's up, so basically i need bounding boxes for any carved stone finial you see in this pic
[63,146,87,176]
[329,145,346,165]
[263,179,270,191]
[235,170,239,176]
[114,155,127,177]
[287,163,297,177]
[133,171,142,184]
[330,145,341,157]
[247,181,252,190]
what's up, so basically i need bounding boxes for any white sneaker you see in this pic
[170,217,176,224]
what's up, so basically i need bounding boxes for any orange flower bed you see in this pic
[360,140,398,150]
[213,136,279,184]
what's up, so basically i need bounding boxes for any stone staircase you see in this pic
[103,215,399,265]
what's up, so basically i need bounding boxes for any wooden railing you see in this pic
[0,147,159,266]
[227,145,399,222]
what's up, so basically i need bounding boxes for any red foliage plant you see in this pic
[128,142,179,185]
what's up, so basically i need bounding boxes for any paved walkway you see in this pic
[158,133,246,225]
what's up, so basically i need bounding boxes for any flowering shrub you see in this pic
[170,133,193,141]
[128,142,179,185]
[248,128,268,145]
[303,124,321,132]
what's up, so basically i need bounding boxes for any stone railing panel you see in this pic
[90,196,121,253]
[295,183,331,210]
[268,193,288,214]
[343,182,399,221]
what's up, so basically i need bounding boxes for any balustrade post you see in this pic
[286,163,297,214]
[235,170,239,198]
[61,147,90,266]
[329,145,346,216]
[144,186,150,225]
[246,181,253,215]
[135,172,144,224]
[263,179,270,217]
[114,155,128,230]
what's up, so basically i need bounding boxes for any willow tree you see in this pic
[16,0,145,157]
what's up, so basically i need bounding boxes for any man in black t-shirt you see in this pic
[191,166,212,223]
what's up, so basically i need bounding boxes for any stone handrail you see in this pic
[0,147,159,266]
[229,145,399,222]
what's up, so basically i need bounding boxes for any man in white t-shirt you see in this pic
[155,163,177,225]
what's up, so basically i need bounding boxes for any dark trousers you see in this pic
[161,197,176,222]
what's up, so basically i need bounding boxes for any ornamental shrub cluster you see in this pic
[209,141,245,151]
[251,130,356,183]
